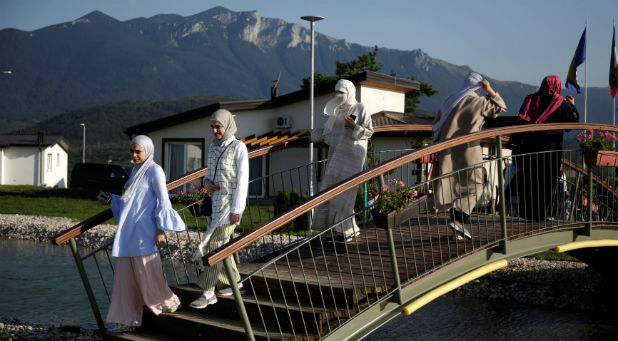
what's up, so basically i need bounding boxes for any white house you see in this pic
[0,133,71,188]
[125,71,421,196]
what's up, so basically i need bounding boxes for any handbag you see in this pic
[198,141,233,217]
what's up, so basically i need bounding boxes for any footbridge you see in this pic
[53,123,618,341]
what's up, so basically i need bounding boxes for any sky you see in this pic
[2,0,618,88]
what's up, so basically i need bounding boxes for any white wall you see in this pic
[42,144,69,188]
[359,85,406,114]
[2,146,39,186]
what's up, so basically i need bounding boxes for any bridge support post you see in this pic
[223,257,255,341]
[585,163,593,236]
[496,136,508,254]
[68,238,105,330]
[386,226,403,305]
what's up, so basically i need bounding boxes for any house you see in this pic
[0,133,71,188]
[125,71,420,196]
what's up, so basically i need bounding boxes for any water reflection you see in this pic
[1,239,617,340]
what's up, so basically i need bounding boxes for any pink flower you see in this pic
[200,188,207,194]
[178,190,184,195]
[189,184,196,191]
[382,185,389,192]
[399,181,405,188]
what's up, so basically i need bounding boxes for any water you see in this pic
[1,239,617,340]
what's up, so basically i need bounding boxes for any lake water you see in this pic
[1,239,616,340]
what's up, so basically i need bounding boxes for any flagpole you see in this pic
[584,18,588,123]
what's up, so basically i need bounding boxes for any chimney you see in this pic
[271,83,279,99]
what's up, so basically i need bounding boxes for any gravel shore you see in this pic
[1,213,615,340]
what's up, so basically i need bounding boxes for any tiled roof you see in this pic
[240,131,310,150]
[0,134,71,152]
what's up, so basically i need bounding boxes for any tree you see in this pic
[300,46,437,114]
[405,75,438,114]
[301,46,382,89]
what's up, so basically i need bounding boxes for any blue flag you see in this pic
[566,28,586,93]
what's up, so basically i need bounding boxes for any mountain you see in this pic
[0,6,614,133]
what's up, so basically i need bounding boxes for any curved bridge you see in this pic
[53,123,618,341]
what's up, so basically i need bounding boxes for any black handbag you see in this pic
[198,141,233,217]
[199,196,212,216]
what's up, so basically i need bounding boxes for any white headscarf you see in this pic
[432,73,484,142]
[323,79,357,134]
[121,135,155,203]
[211,109,237,146]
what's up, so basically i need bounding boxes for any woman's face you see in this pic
[211,120,226,140]
[130,143,146,164]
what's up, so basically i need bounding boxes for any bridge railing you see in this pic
[200,123,618,340]
[52,123,618,338]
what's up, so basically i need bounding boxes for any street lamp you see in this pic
[79,123,86,163]
[301,15,324,199]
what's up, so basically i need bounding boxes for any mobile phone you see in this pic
[96,191,112,204]
[349,114,357,120]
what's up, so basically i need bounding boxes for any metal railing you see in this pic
[53,123,618,340]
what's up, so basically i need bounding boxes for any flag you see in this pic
[611,25,618,98]
[566,28,586,93]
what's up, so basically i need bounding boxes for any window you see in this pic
[163,139,204,191]
[47,153,52,172]
[56,153,60,168]
[248,156,266,198]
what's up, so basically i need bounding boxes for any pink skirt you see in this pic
[105,252,180,327]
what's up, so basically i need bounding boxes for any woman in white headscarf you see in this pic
[431,73,507,240]
[190,109,249,310]
[103,135,186,329]
[311,79,373,243]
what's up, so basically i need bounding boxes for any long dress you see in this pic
[107,163,186,326]
[432,93,507,215]
[507,100,579,220]
[311,103,373,236]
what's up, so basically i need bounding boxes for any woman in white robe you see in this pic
[311,79,374,242]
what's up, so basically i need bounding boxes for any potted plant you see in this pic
[369,179,423,229]
[170,184,208,216]
[577,129,618,167]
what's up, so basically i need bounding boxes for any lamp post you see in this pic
[301,15,324,200]
[79,123,86,163]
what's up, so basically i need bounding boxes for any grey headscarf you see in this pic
[121,135,155,203]
[211,109,237,146]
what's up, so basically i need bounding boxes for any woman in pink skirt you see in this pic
[101,135,186,330]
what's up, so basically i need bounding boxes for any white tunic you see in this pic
[311,103,373,235]
[194,136,248,259]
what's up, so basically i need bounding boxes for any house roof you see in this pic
[124,71,420,137]
[0,134,71,153]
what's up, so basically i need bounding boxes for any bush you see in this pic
[274,189,309,232]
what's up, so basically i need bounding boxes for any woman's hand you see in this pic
[204,179,220,193]
[565,95,575,105]
[481,80,496,98]
[229,213,241,225]
[344,116,356,128]
[155,230,165,247]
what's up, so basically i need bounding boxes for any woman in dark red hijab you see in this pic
[507,75,579,221]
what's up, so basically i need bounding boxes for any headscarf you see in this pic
[121,135,155,203]
[211,109,237,146]
[323,79,358,116]
[518,75,564,124]
[432,73,484,142]
[323,79,357,134]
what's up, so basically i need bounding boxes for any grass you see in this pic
[0,185,584,261]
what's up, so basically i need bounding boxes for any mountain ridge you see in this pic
[0,6,613,133]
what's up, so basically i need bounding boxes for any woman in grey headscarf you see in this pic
[103,135,186,330]
[311,79,373,243]
[190,109,249,309]
[431,73,507,240]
